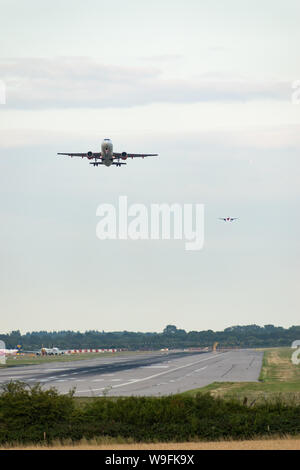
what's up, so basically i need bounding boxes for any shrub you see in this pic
[0,381,76,443]
[0,383,299,444]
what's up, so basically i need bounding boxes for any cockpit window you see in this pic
[104,138,110,141]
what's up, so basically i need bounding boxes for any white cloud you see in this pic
[1,124,300,151]
[0,57,291,109]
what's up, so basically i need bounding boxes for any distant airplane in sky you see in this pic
[58,138,158,167]
[218,217,239,222]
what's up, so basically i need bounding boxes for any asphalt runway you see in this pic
[0,350,263,397]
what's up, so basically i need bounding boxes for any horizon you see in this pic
[1,322,300,337]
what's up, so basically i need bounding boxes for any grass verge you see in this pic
[183,348,300,404]
[0,350,151,368]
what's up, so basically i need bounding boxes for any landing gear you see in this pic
[114,159,127,167]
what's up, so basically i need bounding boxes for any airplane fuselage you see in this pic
[101,139,114,166]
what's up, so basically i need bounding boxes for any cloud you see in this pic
[1,124,300,168]
[139,54,183,62]
[0,57,291,109]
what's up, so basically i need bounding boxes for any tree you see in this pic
[163,325,178,335]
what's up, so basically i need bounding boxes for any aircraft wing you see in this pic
[113,153,158,159]
[57,152,102,158]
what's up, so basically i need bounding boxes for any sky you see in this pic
[0,0,299,334]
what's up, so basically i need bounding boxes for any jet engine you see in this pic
[87,151,93,159]
[121,152,128,160]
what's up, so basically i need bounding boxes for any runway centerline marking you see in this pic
[194,366,207,372]
[141,366,169,369]
[75,353,222,394]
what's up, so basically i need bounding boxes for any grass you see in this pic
[183,348,300,404]
[1,352,115,367]
[2,436,300,450]
[0,350,150,368]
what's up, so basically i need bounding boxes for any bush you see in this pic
[0,383,299,444]
[0,381,76,443]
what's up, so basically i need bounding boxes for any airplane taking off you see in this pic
[58,138,158,167]
[218,217,239,222]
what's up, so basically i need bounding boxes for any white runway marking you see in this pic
[142,366,169,369]
[76,354,221,394]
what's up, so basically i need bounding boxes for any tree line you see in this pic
[1,324,300,351]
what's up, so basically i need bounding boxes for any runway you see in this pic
[0,350,263,397]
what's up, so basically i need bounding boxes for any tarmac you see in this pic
[0,349,263,397]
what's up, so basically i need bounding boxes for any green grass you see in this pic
[0,350,147,368]
[183,348,300,404]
